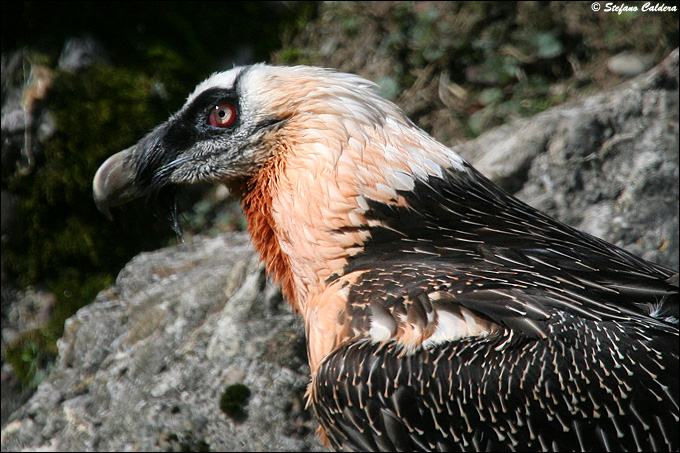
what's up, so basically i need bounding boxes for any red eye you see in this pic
[209,103,236,127]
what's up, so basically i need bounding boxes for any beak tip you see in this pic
[92,147,140,218]
[93,162,114,220]
[95,200,114,221]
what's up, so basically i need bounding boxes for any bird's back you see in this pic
[310,162,679,451]
[313,321,678,451]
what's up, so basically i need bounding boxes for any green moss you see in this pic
[5,62,180,283]
[276,47,317,66]
[4,329,59,388]
[181,439,210,453]
[164,433,211,452]
[219,383,252,421]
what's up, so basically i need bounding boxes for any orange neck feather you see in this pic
[236,156,299,312]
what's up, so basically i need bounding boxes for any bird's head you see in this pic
[93,64,466,307]
[93,64,405,216]
[94,65,273,219]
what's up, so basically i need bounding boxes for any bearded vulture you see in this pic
[93,64,678,452]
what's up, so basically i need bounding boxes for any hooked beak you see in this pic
[92,146,141,220]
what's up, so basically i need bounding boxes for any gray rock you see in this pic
[58,36,109,72]
[456,48,678,270]
[2,234,325,452]
[1,51,56,178]
[607,52,654,78]
[2,50,678,452]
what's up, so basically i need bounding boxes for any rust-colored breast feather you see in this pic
[238,150,300,307]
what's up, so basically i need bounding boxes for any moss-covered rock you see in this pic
[219,383,252,421]
[3,328,59,388]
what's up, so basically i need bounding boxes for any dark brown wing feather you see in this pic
[317,164,679,451]
[313,314,678,451]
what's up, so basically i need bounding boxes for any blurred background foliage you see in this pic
[272,1,677,141]
[1,1,677,394]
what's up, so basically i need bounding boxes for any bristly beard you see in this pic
[151,185,184,242]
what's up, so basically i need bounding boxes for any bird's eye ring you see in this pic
[209,103,236,127]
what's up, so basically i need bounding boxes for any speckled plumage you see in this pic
[93,64,679,452]
[315,321,675,452]
[309,162,678,451]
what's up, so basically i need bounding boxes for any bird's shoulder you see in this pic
[336,163,679,343]
[334,256,678,352]
[312,256,679,451]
